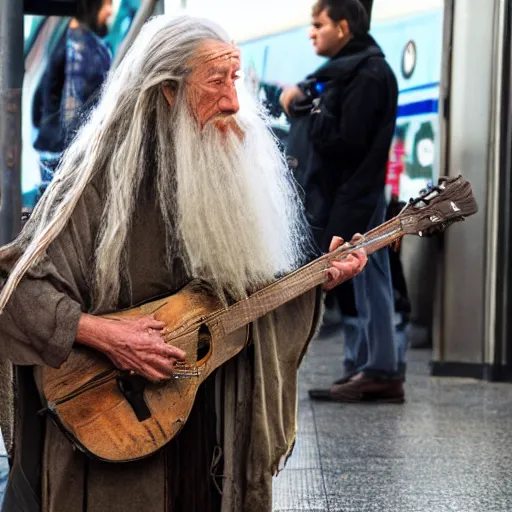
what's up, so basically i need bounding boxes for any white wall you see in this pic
[164,0,444,42]
[164,0,313,41]
[372,0,443,22]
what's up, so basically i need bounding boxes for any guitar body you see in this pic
[42,281,249,462]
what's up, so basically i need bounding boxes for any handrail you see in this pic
[111,0,159,69]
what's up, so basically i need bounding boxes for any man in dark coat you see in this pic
[281,0,406,402]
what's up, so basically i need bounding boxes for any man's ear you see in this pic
[162,86,175,106]
[338,19,350,38]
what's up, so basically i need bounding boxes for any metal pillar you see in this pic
[0,0,23,246]
[0,0,24,460]
[431,0,512,381]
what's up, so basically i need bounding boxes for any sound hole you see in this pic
[197,324,212,362]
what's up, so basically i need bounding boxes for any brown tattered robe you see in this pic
[0,179,322,512]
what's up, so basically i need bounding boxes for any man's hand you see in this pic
[76,314,186,383]
[279,85,304,116]
[323,235,368,291]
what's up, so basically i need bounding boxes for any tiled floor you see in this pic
[273,329,512,512]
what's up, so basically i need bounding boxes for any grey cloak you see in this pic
[0,178,322,512]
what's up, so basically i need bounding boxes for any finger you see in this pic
[143,367,171,383]
[330,260,349,272]
[340,254,358,266]
[326,267,340,280]
[331,257,358,277]
[144,335,186,360]
[141,317,158,329]
[351,233,364,242]
[323,267,341,290]
[351,249,367,269]
[159,343,187,361]
[145,315,166,327]
[125,358,170,382]
[329,236,344,252]
[147,318,166,330]
[143,354,178,377]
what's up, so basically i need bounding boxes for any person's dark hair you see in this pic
[76,0,107,34]
[312,0,369,36]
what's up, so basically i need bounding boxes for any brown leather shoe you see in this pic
[308,372,405,403]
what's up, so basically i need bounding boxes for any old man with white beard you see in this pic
[0,16,366,512]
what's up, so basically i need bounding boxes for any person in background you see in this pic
[280,0,407,402]
[32,0,113,198]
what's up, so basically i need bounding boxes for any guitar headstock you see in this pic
[398,175,478,237]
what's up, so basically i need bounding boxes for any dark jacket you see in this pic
[286,35,398,251]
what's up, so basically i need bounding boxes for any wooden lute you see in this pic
[42,175,478,462]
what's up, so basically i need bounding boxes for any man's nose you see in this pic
[218,86,240,115]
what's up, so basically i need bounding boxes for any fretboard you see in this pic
[205,216,404,337]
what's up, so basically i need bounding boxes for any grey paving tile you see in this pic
[284,433,321,470]
[296,401,318,436]
[273,469,328,511]
[328,489,512,512]
[273,331,512,512]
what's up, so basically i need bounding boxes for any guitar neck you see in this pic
[326,216,404,261]
[206,216,405,338]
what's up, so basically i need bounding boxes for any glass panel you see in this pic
[105,0,142,55]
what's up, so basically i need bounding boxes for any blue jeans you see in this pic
[342,194,407,378]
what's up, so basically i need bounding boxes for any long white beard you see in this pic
[172,98,312,300]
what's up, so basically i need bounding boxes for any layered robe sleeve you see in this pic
[0,183,103,367]
[0,183,104,511]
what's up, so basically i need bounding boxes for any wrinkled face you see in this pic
[309,9,351,57]
[185,40,242,135]
[97,0,113,28]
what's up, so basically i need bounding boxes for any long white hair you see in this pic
[0,15,313,311]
